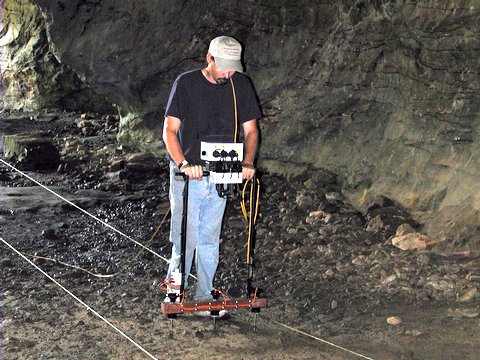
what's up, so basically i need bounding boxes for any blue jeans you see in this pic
[166,162,227,301]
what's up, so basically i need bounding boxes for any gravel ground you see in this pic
[1,110,479,359]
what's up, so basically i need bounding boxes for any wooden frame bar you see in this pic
[161,297,268,315]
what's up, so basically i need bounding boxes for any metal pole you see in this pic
[180,176,189,297]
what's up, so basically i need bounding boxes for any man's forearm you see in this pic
[163,129,186,166]
[243,127,258,165]
[163,116,187,166]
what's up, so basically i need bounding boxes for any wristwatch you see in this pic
[178,159,189,169]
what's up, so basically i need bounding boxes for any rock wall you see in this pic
[0,0,112,112]
[263,1,480,246]
[3,0,480,247]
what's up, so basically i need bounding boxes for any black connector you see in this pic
[211,289,221,300]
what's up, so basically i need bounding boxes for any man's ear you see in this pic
[206,52,214,65]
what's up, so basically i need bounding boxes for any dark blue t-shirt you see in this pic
[165,69,261,164]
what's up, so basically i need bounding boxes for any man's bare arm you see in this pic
[242,119,259,180]
[163,116,203,179]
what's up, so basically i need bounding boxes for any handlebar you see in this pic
[174,171,210,180]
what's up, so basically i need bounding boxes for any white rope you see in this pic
[262,315,375,360]
[0,236,158,360]
[0,158,170,263]
[0,158,199,281]
[1,158,372,358]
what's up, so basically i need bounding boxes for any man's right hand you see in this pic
[180,164,203,180]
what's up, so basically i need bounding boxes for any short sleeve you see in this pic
[165,76,183,119]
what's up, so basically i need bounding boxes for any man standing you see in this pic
[163,36,261,307]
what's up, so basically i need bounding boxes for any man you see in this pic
[163,36,262,310]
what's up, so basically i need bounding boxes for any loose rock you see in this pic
[391,233,437,251]
[387,316,402,325]
[457,288,477,303]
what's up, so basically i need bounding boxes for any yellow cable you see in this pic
[241,179,260,225]
[230,76,260,269]
[241,180,249,220]
[254,178,260,223]
[243,178,261,265]
[246,179,254,264]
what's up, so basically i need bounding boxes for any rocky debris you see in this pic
[104,114,119,132]
[5,114,473,315]
[76,118,103,137]
[4,0,480,249]
[2,134,60,170]
[391,232,438,251]
[214,172,478,322]
[74,113,119,137]
[364,199,418,239]
[2,111,480,358]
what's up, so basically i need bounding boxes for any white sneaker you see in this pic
[164,294,181,303]
[215,310,230,319]
[195,310,230,319]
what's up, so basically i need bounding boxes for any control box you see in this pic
[201,142,244,184]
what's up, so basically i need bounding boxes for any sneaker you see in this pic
[195,310,210,317]
[195,310,230,319]
[214,310,230,319]
[164,294,181,303]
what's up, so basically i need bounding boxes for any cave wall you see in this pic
[0,0,113,112]
[255,1,480,245]
[3,0,480,246]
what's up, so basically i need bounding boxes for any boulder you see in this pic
[2,134,60,170]
[124,152,161,176]
[391,232,437,251]
[395,223,416,237]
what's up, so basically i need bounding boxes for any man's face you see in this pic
[209,57,235,85]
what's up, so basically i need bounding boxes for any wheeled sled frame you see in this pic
[161,173,267,329]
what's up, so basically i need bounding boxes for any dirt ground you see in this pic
[2,271,479,360]
[1,111,479,359]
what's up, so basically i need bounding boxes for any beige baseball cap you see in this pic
[208,36,243,73]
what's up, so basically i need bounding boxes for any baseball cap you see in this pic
[208,36,243,73]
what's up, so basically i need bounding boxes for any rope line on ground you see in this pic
[0,158,201,279]
[1,207,171,278]
[1,157,373,359]
[0,236,158,360]
[261,315,375,360]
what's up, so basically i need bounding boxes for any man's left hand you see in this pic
[242,164,256,180]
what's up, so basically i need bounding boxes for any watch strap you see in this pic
[178,159,189,168]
